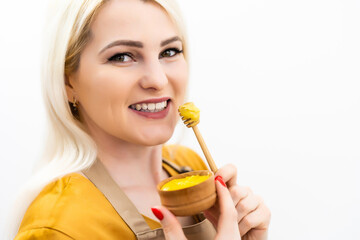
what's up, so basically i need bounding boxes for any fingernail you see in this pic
[151,207,164,220]
[215,176,227,188]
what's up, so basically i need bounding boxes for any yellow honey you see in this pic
[178,102,200,123]
[161,175,210,191]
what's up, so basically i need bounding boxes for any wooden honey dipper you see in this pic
[178,102,218,173]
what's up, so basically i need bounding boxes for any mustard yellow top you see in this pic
[161,175,210,191]
[15,145,208,240]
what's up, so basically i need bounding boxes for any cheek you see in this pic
[78,64,140,101]
[75,66,137,129]
[79,70,122,107]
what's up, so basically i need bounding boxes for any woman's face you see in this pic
[67,0,188,146]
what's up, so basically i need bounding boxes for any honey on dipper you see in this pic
[178,102,218,172]
[178,102,200,127]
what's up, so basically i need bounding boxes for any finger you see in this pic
[236,193,262,223]
[229,185,251,207]
[215,164,237,187]
[203,209,218,229]
[214,176,241,239]
[238,203,271,237]
[151,206,187,240]
[203,198,220,227]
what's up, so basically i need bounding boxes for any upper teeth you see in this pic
[130,100,168,112]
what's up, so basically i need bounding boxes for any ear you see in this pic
[65,74,76,103]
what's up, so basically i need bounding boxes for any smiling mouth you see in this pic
[129,100,169,113]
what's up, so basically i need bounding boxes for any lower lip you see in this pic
[130,102,171,119]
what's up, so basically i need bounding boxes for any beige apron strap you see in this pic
[136,219,216,240]
[82,160,155,238]
[182,219,217,240]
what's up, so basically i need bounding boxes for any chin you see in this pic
[137,126,174,146]
[140,137,170,146]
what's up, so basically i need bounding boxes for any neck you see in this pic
[82,117,167,189]
[98,140,165,188]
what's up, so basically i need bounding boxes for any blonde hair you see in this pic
[6,0,188,238]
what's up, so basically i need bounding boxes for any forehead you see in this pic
[90,0,179,46]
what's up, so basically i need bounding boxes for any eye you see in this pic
[160,48,183,58]
[108,53,133,63]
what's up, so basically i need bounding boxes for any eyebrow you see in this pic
[160,36,182,47]
[99,40,143,54]
[99,36,182,55]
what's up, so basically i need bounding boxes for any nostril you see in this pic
[139,67,168,90]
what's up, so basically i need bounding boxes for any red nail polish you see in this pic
[215,176,227,188]
[151,207,164,220]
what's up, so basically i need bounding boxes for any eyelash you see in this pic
[159,48,183,59]
[107,48,183,63]
[108,52,133,62]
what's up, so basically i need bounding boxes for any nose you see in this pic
[139,60,168,91]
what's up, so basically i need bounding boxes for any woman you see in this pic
[10,0,270,239]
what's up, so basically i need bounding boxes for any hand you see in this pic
[205,164,271,240]
[151,177,241,239]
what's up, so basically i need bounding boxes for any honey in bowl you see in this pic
[157,170,216,216]
[161,175,210,191]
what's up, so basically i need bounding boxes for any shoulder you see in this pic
[162,144,208,171]
[15,227,74,240]
[16,174,94,237]
[16,173,135,239]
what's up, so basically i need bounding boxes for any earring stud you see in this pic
[72,97,78,108]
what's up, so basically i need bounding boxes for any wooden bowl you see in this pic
[157,170,217,216]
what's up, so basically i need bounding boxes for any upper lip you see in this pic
[130,97,170,106]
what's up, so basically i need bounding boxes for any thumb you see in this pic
[151,206,187,240]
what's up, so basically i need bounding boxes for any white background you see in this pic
[1,0,359,239]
